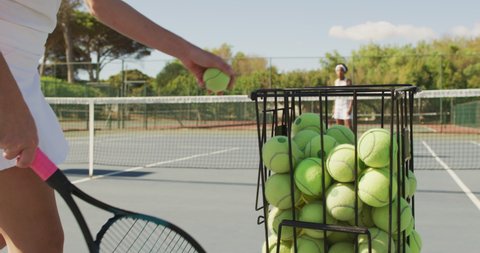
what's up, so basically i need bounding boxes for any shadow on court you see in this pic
[63,168,152,177]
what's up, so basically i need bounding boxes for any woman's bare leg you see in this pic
[345,118,352,129]
[0,166,63,253]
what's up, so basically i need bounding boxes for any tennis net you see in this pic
[47,88,480,174]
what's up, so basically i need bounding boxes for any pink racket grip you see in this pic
[30,148,58,181]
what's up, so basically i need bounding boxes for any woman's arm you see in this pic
[83,0,234,88]
[0,53,38,167]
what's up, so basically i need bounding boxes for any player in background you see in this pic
[332,63,353,129]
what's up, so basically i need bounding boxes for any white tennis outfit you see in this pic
[0,0,68,170]
[333,78,352,120]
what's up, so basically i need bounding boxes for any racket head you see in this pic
[96,213,206,253]
[31,149,206,253]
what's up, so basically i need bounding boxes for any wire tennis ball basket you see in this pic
[251,85,420,253]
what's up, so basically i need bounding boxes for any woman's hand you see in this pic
[0,101,38,168]
[0,53,38,168]
[179,47,235,91]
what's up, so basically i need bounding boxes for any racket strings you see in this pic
[99,217,200,253]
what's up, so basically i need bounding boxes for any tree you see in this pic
[233,67,278,94]
[43,6,152,82]
[232,52,268,75]
[58,0,83,83]
[73,11,151,81]
[210,43,234,61]
[160,75,200,96]
[41,0,82,81]
[154,61,189,94]
[107,69,153,96]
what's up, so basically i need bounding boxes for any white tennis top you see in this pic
[333,78,352,120]
[0,0,68,170]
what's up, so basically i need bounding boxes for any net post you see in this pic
[88,99,95,177]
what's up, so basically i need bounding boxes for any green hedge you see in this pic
[40,77,113,97]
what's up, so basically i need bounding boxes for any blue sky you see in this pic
[111,0,480,75]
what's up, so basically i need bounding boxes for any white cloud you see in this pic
[329,21,436,42]
[450,23,480,38]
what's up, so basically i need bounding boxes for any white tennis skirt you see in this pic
[0,20,68,170]
[333,98,352,120]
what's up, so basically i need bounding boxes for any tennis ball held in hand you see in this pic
[202,68,230,92]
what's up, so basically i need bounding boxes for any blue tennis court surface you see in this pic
[0,129,476,252]
[33,130,476,253]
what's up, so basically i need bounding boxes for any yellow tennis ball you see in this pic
[409,230,422,253]
[267,208,300,241]
[326,124,355,144]
[372,197,413,234]
[404,175,411,199]
[292,113,325,136]
[202,68,230,92]
[293,130,320,151]
[326,144,361,183]
[358,227,395,253]
[358,128,397,168]
[294,157,331,198]
[271,243,291,253]
[265,173,302,209]
[396,243,412,253]
[294,235,326,253]
[327,221,355,244]
[326,183,363,221]
[393,215,414,238]
[304,135,338,159]
[300,193,319,205]
[403,216,415,237]
[358,167,398,207]
[406,170,417,198]
[262,136,303,173]
[262,235,292,253]
[298,201,337,239]
[347,204,375,228]
[328,242,355,253]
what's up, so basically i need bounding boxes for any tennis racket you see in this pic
[30,148,206,253]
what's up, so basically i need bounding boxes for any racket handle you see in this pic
[30,148,58,181]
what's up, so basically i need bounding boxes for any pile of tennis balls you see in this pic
[261,113,422,253]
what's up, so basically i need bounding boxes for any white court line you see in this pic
[72,147,240,184]
[422,141,480,211]
[421,125,437,133]
[71,136,152,144]
[470,141,480,147]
